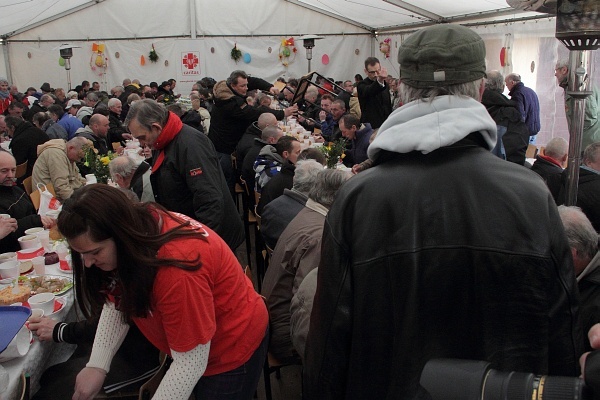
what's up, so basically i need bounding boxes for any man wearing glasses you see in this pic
[356,57,393,129]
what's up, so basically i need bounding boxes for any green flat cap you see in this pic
[398,24,486,88]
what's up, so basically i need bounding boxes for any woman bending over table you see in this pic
[57,184,269,400]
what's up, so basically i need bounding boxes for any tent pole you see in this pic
[563,50,593,206]
[2,41,11,84]
[190,0,197,39]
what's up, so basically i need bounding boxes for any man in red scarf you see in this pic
[125,99,244,251]
[531,137,568,199]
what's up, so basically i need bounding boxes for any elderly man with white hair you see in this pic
[558,205,600,351]
[262,168,350,364]
[108,97,130,144]
[531,137,568,197]
[108,155,142,202]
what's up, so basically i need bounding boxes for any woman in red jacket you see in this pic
[58,184,268,400]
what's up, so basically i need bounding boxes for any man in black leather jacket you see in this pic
[304,24,581,400]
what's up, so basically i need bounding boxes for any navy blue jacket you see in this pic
[508,82,540,136]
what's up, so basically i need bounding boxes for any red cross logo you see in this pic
[182,53,199,70]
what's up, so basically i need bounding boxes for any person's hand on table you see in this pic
[72,367,107,400]
[29,316,58,341]
[313,134,325,143]
[40,216,56,229]
[0,218,17,239]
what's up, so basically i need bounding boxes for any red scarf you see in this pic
[537,153,563,168]
[152,111,183,174]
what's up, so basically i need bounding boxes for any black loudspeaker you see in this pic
[555,0,600,50]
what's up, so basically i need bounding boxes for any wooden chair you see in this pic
[18,372,29,400]
[525,143,538,159]
[29,183,57,211]
[23,176,33,195]
[15,161,27,179]
[237,177,258,271]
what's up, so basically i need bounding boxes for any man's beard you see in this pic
[1,177,16,186]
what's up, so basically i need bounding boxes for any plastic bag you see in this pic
[37,184,61,216]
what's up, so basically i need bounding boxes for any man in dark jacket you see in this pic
[558,142,600,232]
[5,116,49,182]
[0,150,54,253]
[304,24,581,400]
[356,57,392,129]
[27,94,55,122]
[208,70,297,196]
[235,113,278,170]
[531,137,568,198]
[125,100,244,251]
[505,73,541,141]
[241,126,283,204]
[75,114,110,156]
[558,205,600,352]
[482,70,530,165]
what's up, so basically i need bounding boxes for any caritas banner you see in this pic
[181,52,201,76]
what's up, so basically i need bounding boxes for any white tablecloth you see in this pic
[1,289,77,400]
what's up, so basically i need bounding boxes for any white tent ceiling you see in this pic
[0,0,549,38]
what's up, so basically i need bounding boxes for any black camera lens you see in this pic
[420,359,591,400]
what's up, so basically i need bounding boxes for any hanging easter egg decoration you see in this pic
[379,38,391,58]
[58,57,65,67]
[243,53,251,64]
[322,54,330,65]
[89,43,108,76]
[278,37,297,67]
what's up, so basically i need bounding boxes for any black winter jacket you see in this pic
[208,77,283,154]
[9,121,49,182]
[0,185,43,253]
[482,89,530,165]
[149,123,244,250]
[304,139,582,400]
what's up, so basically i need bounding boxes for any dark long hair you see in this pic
[57,184,208,320]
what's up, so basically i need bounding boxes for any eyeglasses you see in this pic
[367,69,380,75]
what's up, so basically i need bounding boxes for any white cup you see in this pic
[28,293,55,316]
[0,214,10,219]
[0,325,30,362]
[28,308,44,321]
[24,227,44,236]
[18,235,41,250]
[0,252,17,263]
[31,256,45,275]
[0,260,19,279]
[56,246,69,262]
[37,230,50,251]
[85,174,97,184]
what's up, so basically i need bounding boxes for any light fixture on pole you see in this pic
[299,35,324,73]
[555,0,599,206]
[55,43,80,91]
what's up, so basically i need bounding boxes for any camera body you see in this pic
[420,359,592,400]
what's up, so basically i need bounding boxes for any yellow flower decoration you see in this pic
[100,156,110,166]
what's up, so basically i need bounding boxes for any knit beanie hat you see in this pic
[398,24,486,88]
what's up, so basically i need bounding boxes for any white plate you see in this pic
[19,275,73,296]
